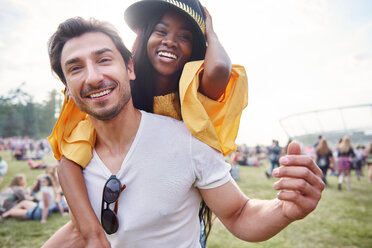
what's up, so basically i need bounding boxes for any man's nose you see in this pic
[85,63,104,85]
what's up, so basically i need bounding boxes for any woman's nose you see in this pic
[161,35,177,48]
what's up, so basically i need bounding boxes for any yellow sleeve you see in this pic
[179,60,248,156]
[47,93,96,168]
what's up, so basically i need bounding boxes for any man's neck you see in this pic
[90,104,141,174]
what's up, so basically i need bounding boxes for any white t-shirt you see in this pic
[83,111,231,248]
[0,160,8,175]
[38,186,55,210]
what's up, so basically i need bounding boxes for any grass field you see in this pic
[0,150,371,248]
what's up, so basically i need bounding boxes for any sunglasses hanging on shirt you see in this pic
[101,175,126,234]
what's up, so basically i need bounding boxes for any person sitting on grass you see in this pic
[1,175,60,223]
[0,174,34,214]
[28,159,48,169]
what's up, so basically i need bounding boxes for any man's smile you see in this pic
[88,89,113,99]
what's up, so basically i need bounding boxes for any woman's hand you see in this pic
[203,7,215,41]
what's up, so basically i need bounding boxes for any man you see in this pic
[314,135,323,148]
[43,17,324,247]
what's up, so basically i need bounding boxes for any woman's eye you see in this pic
[155,29,166,35]
[179,34,192,42]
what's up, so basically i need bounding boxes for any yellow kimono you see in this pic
[48,60,248,168]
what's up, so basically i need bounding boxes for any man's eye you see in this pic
[99,58,111,63]
[70,66,81,72]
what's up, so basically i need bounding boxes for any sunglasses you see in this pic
[101,175,126,234]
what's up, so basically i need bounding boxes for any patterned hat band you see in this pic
[164,0,205,34]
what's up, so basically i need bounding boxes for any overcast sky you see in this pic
[1,0,371,146]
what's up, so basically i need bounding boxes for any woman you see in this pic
[0,174,33,213]
[315,138,334,185]
[47,0,247,246]
[354,145,365,181]
[336,136,355,190]
[1,175,56,223]
[366,142,372,183]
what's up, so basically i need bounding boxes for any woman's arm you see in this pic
[57,157,110,248]
[199,7,232,100]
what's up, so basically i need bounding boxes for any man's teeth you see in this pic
[158,51,177,59]
[89,90,111,98]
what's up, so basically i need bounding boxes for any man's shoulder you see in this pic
[140,111,221,155]
[141,111,188,131]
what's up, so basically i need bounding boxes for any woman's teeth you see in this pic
[158,51,177,59]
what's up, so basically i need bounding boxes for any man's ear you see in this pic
[127,60,136,81]
[64,87,72,100]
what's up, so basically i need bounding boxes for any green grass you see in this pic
[1,150,371,248]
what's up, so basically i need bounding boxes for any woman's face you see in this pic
[19,177,26,187]
[41,177,51,187]
[147,11,193,77]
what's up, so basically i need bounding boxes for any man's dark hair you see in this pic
[48,17,132,85]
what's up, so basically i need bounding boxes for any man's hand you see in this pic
[70,212,111,248]
[85,234,111,248]
[272,142,325,221]
[42,220,111,248]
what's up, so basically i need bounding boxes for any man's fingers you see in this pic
[279,155,324,179]
[283,141,323,179]
[276,191,319,215]
[274,177,323,198]
[286,141,301,156]
[273,165,325,190]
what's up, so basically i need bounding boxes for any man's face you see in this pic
[60,32,135,121]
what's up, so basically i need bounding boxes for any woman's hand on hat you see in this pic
[203,7,215,38]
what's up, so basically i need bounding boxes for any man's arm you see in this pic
[57,157,110,248]
[200,142,325,242]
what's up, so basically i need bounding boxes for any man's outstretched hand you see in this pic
[272,141,325,221]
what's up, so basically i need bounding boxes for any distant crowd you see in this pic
[0,137,51,161]
[307,136,372,190]
[229,136,372,189]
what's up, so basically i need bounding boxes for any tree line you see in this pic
[0,83,62,139]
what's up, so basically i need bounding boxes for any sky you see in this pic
[1,0,371,147]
